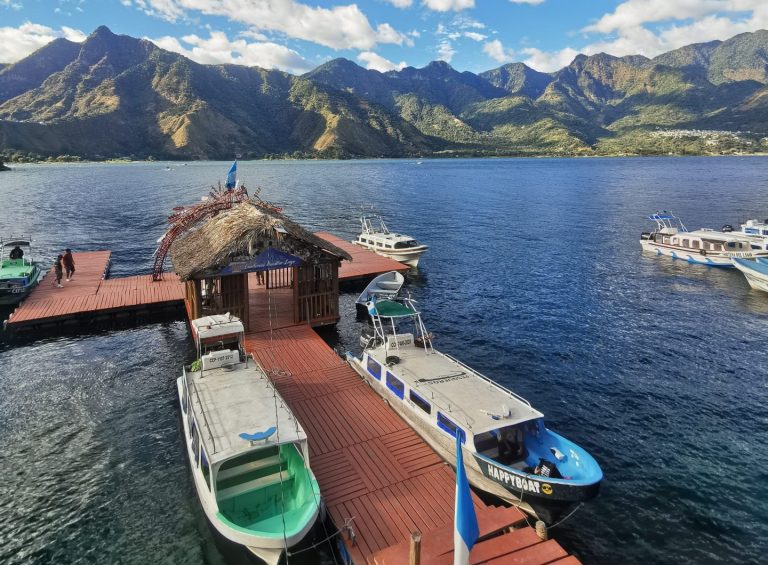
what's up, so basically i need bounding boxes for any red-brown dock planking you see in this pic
[4,251,185,332]
[241,290,579,564]
[315,232,410,282]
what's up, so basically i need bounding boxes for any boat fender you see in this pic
[700,249,707,256]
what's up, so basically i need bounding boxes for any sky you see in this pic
[1,1,767,74]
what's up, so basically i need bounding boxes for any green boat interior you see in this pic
[215,443,318,538]
[0,258,36,278]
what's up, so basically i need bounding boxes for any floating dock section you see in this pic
[4,251,184,332]
[315,232,410,282]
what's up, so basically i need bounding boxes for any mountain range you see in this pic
[1,26,768,161]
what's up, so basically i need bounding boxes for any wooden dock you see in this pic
[315,232,410,282]
[242,321,578,564]
[4,251,185,332]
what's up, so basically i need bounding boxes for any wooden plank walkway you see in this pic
[315,232,410,282]
[4,251,184,331]
[242,324,577,564]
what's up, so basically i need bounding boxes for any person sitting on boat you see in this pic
[498,428,525,464]
[9,245,23,260]
[534,458,563,479]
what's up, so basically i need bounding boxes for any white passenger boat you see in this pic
[347,298,602,524]
[355,270,405,306]
[732,257,768,293]
[353,215,428,267]
[640,212,768,267]
[178,314,321,565]
[733,218,768,250]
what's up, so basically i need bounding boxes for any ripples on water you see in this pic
[1,157,767,564]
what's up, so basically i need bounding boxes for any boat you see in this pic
[640,212,768,267]
[355,270,405,306]
[177,314,321,564]
[347,298,602,524]
[353,215,428,267]
[0,237,42,305]
[732,257,768,292]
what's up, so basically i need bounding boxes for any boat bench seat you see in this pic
[217,455,282,481]
[217,472,293,501]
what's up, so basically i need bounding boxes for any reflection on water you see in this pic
[1,157,768,564]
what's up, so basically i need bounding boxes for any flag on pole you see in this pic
[454,430,479,565]
[225,160,237,190]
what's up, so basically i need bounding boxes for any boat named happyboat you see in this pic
[178,314,321,565]
[353,215,428,267]
[640,212,768,267]
[347,297,602,524]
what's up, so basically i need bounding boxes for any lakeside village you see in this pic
[4,162,768,564]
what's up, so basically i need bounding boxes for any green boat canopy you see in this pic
[373,300,418,318]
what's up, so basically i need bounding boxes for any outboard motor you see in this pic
[722,224,734,233]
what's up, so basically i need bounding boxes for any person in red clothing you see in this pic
[62,248,75,281]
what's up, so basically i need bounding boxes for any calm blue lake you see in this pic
[1,157,767,564]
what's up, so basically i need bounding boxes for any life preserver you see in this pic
[700,249,707,256]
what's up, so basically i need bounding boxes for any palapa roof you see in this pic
[170,201,352,280]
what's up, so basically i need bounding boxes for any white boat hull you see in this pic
[346,357,538,517]
[639,240,761,266]
[733,260,768,293]
[353,241,427,267]
[176,378,317,558]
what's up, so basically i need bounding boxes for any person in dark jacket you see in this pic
[9,246,23,260]
[62,248,75,281]
[54,255,64,288]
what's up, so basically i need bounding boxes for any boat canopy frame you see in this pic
[648,212,688,233]
[360,215,390,236]
[366,295,434,356]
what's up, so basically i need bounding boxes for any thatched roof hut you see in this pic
[170,201,351,281]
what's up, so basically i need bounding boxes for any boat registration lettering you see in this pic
[485,462,542,494]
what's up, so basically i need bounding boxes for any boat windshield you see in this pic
[394,240,419,249]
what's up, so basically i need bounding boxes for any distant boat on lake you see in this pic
[353,215,428,267]
[640,212,768,267]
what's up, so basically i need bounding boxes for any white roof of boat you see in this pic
[187,358,306,464]
[680,229,754,242]
[191,314,244,341]
[374,345,543,435]
[361,231,419,243]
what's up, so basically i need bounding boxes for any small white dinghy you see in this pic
[355,270,405,305]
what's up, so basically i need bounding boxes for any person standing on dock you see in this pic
[63,249,75,281]
[54,255,64,288]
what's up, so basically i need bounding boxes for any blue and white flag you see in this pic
[225,160,237,189]
[454,430,478,565]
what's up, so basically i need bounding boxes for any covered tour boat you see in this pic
[0,237,42,305]
[347,298,602,524]
[640,212,768,267]
[178,314,321,564]
[353,215,428,267]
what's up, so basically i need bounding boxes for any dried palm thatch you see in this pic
[170,201,352,280]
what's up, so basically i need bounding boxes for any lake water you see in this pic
[1,157,767,564]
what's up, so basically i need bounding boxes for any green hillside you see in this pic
[2,26,768,160]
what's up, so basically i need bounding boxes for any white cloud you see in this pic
[357,51,407,72]
[464,31,486,41]
[150,31,314,74]
[520,46,580,71]
[436,40,455,62]
[422,0,474,12]
[126,0,407,50]
[386,0,413,7]
[0,21,86,64]
[1,0,23,10]
[510,0,545,4]
[482,39,515,63]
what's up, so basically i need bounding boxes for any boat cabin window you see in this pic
[474,426,526,465]
[385,244,392,249]
[386,372,405,399]
[682,239,689,248]
[713,243,722,251]
[662,236,670,244]
[201,448,211,489]
[692,240,700,249]
[367,357,381,380]
[763,230,768,236]
[191,423,200,466]
[394,240,418,249]
[409,390,431,414]
[672,238,678,245]
[752,244,762,250]
[437,412,465,443]
[377,242,383,247]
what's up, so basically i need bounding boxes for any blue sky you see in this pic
[1,1,767,74]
